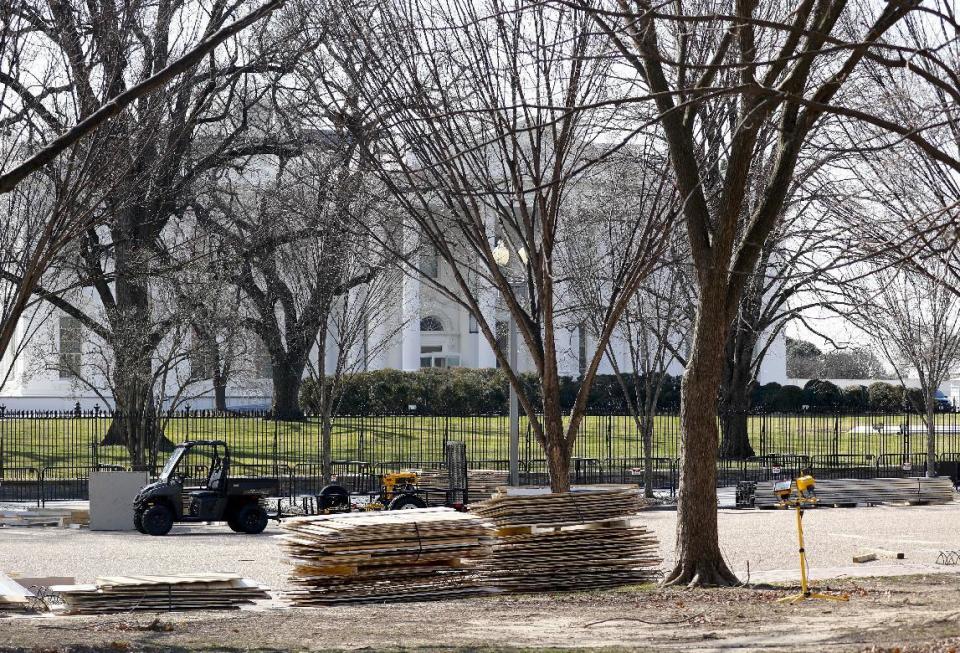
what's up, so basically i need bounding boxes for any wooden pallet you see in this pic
[416,468,509,505]
[281,507,496,605]
[753,477,955,508]
[471,488,661,593]
[51,573,269,614]
[470,486,647,527]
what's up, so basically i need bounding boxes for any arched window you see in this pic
[420,316,444,332]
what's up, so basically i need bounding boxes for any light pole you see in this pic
[492,240,521,486]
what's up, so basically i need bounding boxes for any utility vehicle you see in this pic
[133,440,276,536]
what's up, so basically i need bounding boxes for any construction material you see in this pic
[416,468,509,505]
[51,573,269,614]
[281,507,494,605]
[0,573,40,613]
[754,477,955,508]
[89,471,148,531]
[471,486,660,593]
[0,507,89,528]
[853,553,878,563]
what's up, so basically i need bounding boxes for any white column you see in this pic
[400,225,421,371]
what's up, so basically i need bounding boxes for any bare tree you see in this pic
[0,0,286,384]
[562,147,688,497]
[317,0,672,492]
[840,264,960,477]
[2,0,297,461]
[194,134,391,420]
[581,0,935,586]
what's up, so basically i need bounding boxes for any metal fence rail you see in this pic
[2,408,960,503]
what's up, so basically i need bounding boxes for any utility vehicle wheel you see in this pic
[133,510,146,534]
[319,484,350,511]
[235,504,268,534]
[226,515,243,533]
[389,494,427,510]
[141,504,174,536]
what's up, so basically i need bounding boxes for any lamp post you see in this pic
[492,240,520,486]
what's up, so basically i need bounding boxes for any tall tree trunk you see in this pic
[99,228,171,465]
[718,320,757,459]
[664,290,738,587]
[541,371,571,492]
[641,412,655,499]
[926,398,937,478]
[213,371,228,412]
[272,357,306,421]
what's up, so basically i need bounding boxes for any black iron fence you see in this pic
[2,408,960,503]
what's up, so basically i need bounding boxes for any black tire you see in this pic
[133,509,146,534]
[388,494,427,510]
[235,503,269,534]
[141,504,174,536]
[319,484,350,511]
[226,515,244,533]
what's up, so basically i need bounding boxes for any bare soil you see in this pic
[4,574,960,652]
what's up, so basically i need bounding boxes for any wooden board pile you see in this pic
[51,573,269,614]
[754,477,955,508]
[416,468,510,505]
[281,507,495,605]
[0,573,39,613]
[471,486,661,593]
[0,507,89,528]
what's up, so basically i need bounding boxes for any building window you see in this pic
[58,316,82,378]
[420,315,444,332]
[421,246,439,278]
[469,314,478,334]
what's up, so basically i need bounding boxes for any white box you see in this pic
[89,471,149,531]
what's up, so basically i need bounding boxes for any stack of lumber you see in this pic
[471,486,660,592]
[416,468,510,505]
[754,477,955,508]
[51,573,269,614]
[0,507,89,528]
[0,573,38,613]
[281,507,495,605]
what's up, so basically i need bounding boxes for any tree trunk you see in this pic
[321,409,333,484]
[544,436,571,493]
[99,205,174,466]
[663,290,739,587]
[926,399,937,478]
[719,380,755,459]
[272,358,306,421]
[718,321,757,460]
[641,412,655,499]
[212,363,228,412]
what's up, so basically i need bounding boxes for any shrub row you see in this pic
[301,369,937,415]
[752,380,931,412]
[300,368,682,415]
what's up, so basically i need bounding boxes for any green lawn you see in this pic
[1,413,956,474]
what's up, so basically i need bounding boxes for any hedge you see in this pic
[300,368,682,415]
[301,370,919,415]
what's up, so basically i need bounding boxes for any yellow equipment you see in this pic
[381,471,419,500]
[775,473,849,604]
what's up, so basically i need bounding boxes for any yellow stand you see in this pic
[776,499,849,604]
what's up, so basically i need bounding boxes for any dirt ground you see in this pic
[5,574,960,652]
[6,503,960,651]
